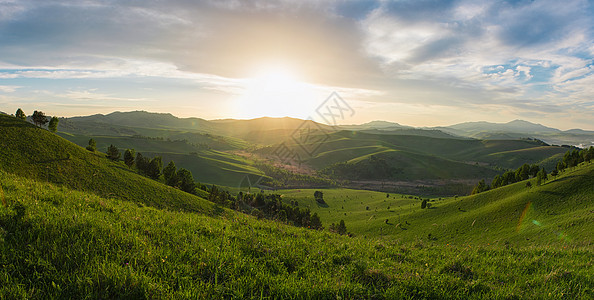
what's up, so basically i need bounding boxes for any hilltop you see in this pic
[0,114,211,212]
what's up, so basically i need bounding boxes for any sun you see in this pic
[234,65,321,119]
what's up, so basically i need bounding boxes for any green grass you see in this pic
[262,131,567,181]
[2,113,593,298]
[57,133,264,187]
[278,162,594,247]
[1,170,592,299]
[0,114,211,213]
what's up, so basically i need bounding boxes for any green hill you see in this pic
[261,131,567,183]
[0,114,211,212]
[278,162,594,247]
[1,113,593,298]
[2,168,592,298]
[56,134,264,187]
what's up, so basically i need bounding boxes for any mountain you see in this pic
[447,119,560,134]
[442,119,594,147]
[339,120,411,130]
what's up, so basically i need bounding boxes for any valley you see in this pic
[1,112,593,298]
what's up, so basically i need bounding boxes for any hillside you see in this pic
[57,134,265,187]
[279,161,594,246]
[0,114,211,212]
[1,167,593,298]
[261,130,567,183]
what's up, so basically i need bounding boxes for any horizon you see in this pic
[24,109,592,132]
[1,1,594,131]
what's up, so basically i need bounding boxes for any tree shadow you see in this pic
[211,204,225,217]
[33,156,71,164]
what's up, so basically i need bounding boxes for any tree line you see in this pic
[90,141,329,232]
[14,108,59,132]
[472,146,594,194]
[207,186,324,230]
[87,141,205,195]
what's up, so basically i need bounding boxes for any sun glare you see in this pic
[235,65,321,119]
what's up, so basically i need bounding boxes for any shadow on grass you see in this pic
[211,204,225,217]
[34,156,71,164]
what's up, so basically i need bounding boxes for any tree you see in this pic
[585,146,594,163]
[471,179,488,195]
[491,175,503,189]
[536,168,548,186]
[310,213,323,230]
[31,110,48,127]
[48,116,59,132]
[177,168,196,193]
[147,156,162,179]
[337,220,347,235]
[515,163,531,181]
[135,152,149,174]
[124,149,136,168]
[106,144,120,161]
[15,108,26,120]
[86,139,97,152]
[314,191,325,204]
[163,160,178,186]
[330,219,347,235]
[421,199,427,209]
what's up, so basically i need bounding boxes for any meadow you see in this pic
[1,170,592,299]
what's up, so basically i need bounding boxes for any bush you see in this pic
[86,139,96,152]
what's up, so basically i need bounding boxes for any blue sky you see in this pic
[1,0,593,130]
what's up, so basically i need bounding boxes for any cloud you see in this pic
[0,0,593,129]
[0,85,21,92]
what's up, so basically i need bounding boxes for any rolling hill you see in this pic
[278,161,594,246]
[260,130,568,183]
[0,114,211,212]
[1,112,593,298]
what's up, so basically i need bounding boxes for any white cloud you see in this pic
[0,85,21,92]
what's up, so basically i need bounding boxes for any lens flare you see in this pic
[516,202,532,232]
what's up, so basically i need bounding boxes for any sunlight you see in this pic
[234,65,321,119]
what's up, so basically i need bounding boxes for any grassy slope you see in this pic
[1,171,592,299]
[278,162,594,247]
[305,132,566,169]
[56,134,263,187]
[0,114,211,213]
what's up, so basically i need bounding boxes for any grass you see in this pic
[2,113,593,298]
[1,170,592,299]
[277,162,594,247]
[0,114,211,213]
[56,133,264,187]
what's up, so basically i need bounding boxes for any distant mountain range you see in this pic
[59,111,594,148]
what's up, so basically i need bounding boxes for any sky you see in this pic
[1,0,593,130]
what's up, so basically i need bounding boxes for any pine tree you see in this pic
[177,168,196,193]
[106,144,120,161]
[124,149,136,168]
[536,168,548,186]
[147,156,162,179]
[163,161,178,186]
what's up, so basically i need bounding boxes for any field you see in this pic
[277,162,594,246]
[1,170,593,299]
[1,113,593,298]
